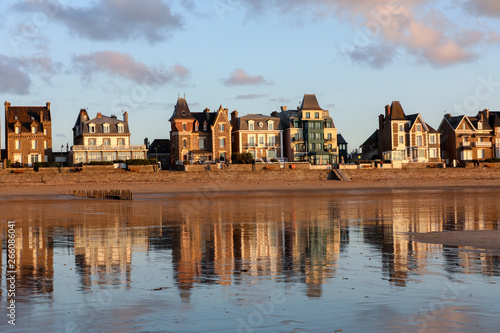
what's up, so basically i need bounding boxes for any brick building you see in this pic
[169,97,232,164]
[4,101,53,166]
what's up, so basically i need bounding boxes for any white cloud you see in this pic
[73,51,191,86]
[13,0,183,42]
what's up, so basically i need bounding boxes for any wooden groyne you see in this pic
[71,189,133,200]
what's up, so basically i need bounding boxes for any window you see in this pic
[268,122,274,130]
[429,135,436,144]
[249,122,254,130]
[478,122,483,130]
[326,121,332,128]
[248,136,255,146]
[417,136,422,146]
[32,140,37,149]
[219,124,225,132]
[103,124,110,133]
[220,153,226,161]
[416,124,421,132]
[327,133,332,139]
[103,139,111,146]
[429,149,437,158]
[183,139,187,148]
[89,139,96,146]
[315,112,320,119]
[44,128,47,135]
[268,136,275,146]
[118,139,125,146]
[182,123,187,131]
[315,133,321,140]
[199,138,205,149]
[203,123,207,131]
[463,123,466,130]
[399,125,404,132]
[309,122,314,129]
[295,133,299,141]
[89,125,95,133]
[15,126,20,134]
[309,133,314,140]
[478,149,485,159]
[305,112,310,119]
[219,138,225,148]
[316,143,322,150]
[15,140,20,150]
[31,126,36,134]
[399,136,404,144]
[44,141,47,149]
[294,120,299,128]
[316,123,321,129]
[117,124,124,133]
[195,123,199,131]
[259,136,264,146]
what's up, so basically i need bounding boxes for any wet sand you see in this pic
[2,168,500,252]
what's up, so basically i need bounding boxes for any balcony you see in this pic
[243,145,281,149]
[72,145,147,151]
[460,142,471,147]
[473,142,492,147]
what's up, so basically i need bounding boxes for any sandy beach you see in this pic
[1,167,500,252]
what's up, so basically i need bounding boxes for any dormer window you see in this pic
[219,124,225,132]
[182,123,187,131]
[248,121,254,130]
[89,124,95,133]
[195,123,199,131]
[15,126,20,134]
[463,123,466,130]
[203,122,207,131]
[268,121,274,130]
[31,126,36,134]
[44,128,47,135]
[117,124,124,133]
[103,124,110,133]
[478,122,483,130]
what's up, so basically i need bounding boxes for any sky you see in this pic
[1,0,500,152]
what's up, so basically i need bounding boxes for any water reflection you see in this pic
[1,189,500,331]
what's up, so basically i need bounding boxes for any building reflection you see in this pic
[1,189,499,304]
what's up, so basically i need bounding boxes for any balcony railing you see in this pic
[243,144,281,149]
[460,142,471,147]
[72,145,147,151]
[473,142,492,147]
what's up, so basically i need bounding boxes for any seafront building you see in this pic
[438,109,493,163]
[361,101,441,163]
[4,101,53,166]
[169,97,233,164]
[275,94,339,164]
[230,112,283,161]
[70,109,147,165]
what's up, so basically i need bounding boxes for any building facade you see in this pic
[230,112,283,161]
[375,101,441,162]
[276,94,338,164]
[169,97,232,164]
[4,101,53,166]
[438,111,493,163]
[70,109,146,164]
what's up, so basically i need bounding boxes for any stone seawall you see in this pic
[1,167,499,187]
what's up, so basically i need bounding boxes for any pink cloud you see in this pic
[223,69,272,86]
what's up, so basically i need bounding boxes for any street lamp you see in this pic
[60,144,63,172]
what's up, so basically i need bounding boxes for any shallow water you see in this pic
[1,188,500,332]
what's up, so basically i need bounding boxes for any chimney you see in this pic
[40,110,44,122]
[46,102,50,110]
[97,112,102,118]
[271,111,279,117]
[483,108,489,120]
[281,106,287,112]
[80,109,86,123]
[231,110,238,127]
[379,114,384,130]
[144,137,149,149]
[123,111,128,122]
[445,113,451,120]
[385,105,391,118]
[204,108,210,117]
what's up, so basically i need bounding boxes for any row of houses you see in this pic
[2,97,500,168]
[168,94,348,165]
[360,101,500,165]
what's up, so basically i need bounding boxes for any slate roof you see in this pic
[75,111,130,135]
[169,97,195,121]
[300,94,323,110]
[337,133,347,145]
[192,111,216,133]
[360,129,379,148]
[235,114,281,131]
[5,104,51,133]
[389,101,406,120]
[149,139,170,154]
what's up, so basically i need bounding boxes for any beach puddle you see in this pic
[1,188,500,332]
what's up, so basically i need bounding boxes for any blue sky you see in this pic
[1,0,500,152]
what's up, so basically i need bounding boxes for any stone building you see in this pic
[4,101,53,165]
[230,112,283,161]
[169,97,232,164]
[70,109,147,164]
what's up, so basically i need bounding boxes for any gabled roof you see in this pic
[337,133,347,144]
[486,111,500,128]
[192,111,215,132]
[360,129,379,148]
[426,123,439,134]
[406,113,429,131]
[389,101,406,120]
[300,94,323,110]
[469,116,492,131]
[169,97,195,121]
